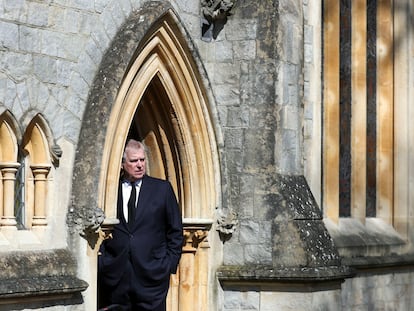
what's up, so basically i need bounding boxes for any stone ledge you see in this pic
[0,249,88,305]
[0,275,88,299]
[342,253,414,270]
[217,264,354,285]
[325,218,407,258]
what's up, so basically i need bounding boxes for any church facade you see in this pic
[0,0,413,310]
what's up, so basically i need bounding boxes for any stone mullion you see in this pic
[30,165,51,227]
[323,0,340,222]
[0,163,20,228]
[393,0,410,236]
[376,0,393,224]
[351,0,367,222]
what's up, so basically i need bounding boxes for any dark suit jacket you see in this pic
[98,175,183,308]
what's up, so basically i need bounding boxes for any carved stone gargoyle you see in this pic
[216,208,238,242]
[201,0,237,41]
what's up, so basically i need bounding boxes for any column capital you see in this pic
[30,164,51,176]
[182,218,213,253]
[0,162,20,175]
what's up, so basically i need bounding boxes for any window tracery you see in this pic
[0,111,59,231]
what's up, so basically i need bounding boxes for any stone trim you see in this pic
[0,249,88,305]
[325,218,406,258]
[217,265,354,290]
[0,276,87,300]
[342,254,414,270]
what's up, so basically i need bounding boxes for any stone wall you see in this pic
[341,272,414,311]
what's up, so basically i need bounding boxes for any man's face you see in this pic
[122,147,146,182]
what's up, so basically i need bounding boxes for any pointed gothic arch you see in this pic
[22,114,55,228]
[0,110,21,227]
[0,110,20,163]
[99,17,217,223]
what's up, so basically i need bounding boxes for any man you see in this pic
[98,139,183,311]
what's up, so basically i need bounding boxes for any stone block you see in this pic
[239,220,260,244]
[2,0,26,22]
[0,21,18,50]
[227,106,249,127]
[34,55,57,84]
[53,0,94,11]
[215,85,240,106]
[261,292,311,311]
[27,2,49,27]
[224,128,244,149]
[226,20,257,41]
[245,243,272,265]
[57,59,74,87]
[214,40,234,62]
[233,40,256,60]
[0,51,32,81]
[19,26,41,53]
[223,242,245,266]
[223,290,260,311]
[15,81,30,112]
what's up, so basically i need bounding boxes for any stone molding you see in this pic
[216,265,355,292]
[182,218,214,252]
[0,249,88,305]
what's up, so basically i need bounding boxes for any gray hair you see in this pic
[122,139,147,163]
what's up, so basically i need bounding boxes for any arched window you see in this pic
[0,110,21,228]
[21,114,56,228]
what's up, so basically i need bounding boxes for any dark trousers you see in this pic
[98,262,168,311]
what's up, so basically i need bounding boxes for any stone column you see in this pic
[179,219,212,311]
[0,163,20,228]
[31,165,51,226]
[195,234,210,311]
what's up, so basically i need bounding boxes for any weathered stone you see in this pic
[0,249,88,302]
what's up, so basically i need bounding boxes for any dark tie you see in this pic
[128,183,136,229]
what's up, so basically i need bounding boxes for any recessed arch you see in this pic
[22,114,55,227]
[0,110,20,163]
[0,110,21,227]
[99,14,218,223]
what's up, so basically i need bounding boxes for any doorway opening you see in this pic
[98,12,220,311]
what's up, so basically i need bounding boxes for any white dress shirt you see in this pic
[121,180,142,222]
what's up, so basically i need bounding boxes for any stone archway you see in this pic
[99,17,217,225]
[99,14,218,311]
[70,3,220,311]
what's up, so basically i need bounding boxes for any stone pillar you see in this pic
[196,234,210,311]
[0,163,20,228]
[178,219,212,311]
[31,165,51,226]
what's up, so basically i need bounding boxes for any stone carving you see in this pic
[50,143,63,165]
[216,209,238,242]
[201,0,237,41]
[183,229,210,251]
[68,205,106,248]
